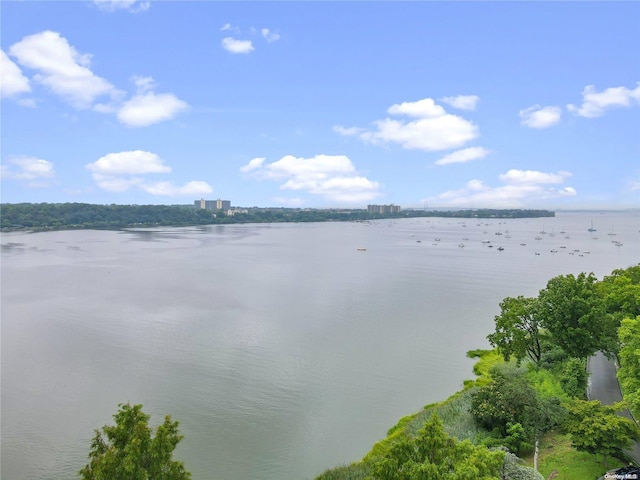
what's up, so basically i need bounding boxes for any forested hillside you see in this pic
[0,203,554,231]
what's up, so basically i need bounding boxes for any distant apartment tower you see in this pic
[367,204,401,214]
[195,198,231,210]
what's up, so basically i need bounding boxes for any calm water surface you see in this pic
[2,211,639,479]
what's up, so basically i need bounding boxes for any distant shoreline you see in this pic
[0,203,556,233]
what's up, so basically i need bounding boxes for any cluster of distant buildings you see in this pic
[367,204,401,214]
[195,199,247,216]
[195,198,230,210]
[195,199,402,216]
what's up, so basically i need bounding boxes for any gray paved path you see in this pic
[587,351,640,465]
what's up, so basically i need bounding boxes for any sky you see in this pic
[1,1,639,209]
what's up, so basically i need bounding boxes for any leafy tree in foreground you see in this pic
[564,399,639,469]
[617,316,640,419]
[371,414,505,480]
[599,266,640,321]
[79,403,191,480]
[487,296,544,365]
[537,273,617,358]
[558,357,589,398]
[470,366,565,455]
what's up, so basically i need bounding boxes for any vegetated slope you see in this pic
[316,265,640,480]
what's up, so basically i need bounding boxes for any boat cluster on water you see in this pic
[356,219,630,255]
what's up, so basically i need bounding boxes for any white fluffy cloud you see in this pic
[220,25,280,54]
[435,147,490,166]
[440,95,479,111]
[86,150,212,196]
[428,169,576,208]
[498,169,571,185]
[7,32,187,127]
[140,181,213,196]
[221,23,239,33]
[93,0,150,12]
[332,125,365,136]
[87,150,171,175]
[113,75,187,127]
[261,28,280,43]
[221,37,254,54]
[240,157,266,173]
[8,30,120,109]
[335,97,479,152]
[117,91,188,127]
[241,154,381,203]
[519,105,562,128]
[1,156,55,187]
[568,83,640,118]
[387,98,446,117]
[0,50,31,98]
[90,174,143,193]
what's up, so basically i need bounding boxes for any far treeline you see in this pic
[0,202,554,231]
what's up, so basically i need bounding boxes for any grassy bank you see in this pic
[314,349,626,480]
[522,431,624,480]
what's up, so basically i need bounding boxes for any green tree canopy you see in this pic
[470,366,565,455]
[564,399,639,468]
[599,266,640,321]
[371,414,505,480]
[537,273,617,358]
[79,403,191,480]
[617,315,640,419]
[487,296,544,365]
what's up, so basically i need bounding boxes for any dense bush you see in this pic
[370,414,505,480]
[470,365,566,455]
[558,358,589,398]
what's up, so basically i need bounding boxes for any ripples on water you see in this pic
[1,212,638,479]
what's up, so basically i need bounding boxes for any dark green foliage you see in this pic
[558,357,589,398]
[0,203,554,231]
[320,265,640,479]
[1,203,216,230]
[487,296,544,365]
[401,209,554,220]
[538,273,617,358]
[537,342,569,370]
[489,271,625,365]
[315,463,372,480]
[617,315,640,419]
[599,266,640,320]
[370,414,505,480]
[470,365,565,455]
[564,399,639,468]
[79,403,191,480]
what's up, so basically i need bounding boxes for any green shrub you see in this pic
[558,357,589,398]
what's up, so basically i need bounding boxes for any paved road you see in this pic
[587,351,640,465]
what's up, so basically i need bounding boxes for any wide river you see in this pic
[1,211,638,479]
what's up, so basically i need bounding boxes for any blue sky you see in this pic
[1,1,639,209]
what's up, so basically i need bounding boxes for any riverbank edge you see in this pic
[314,348,630,480]
[0,204,555,233]
[313,349,506,479]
